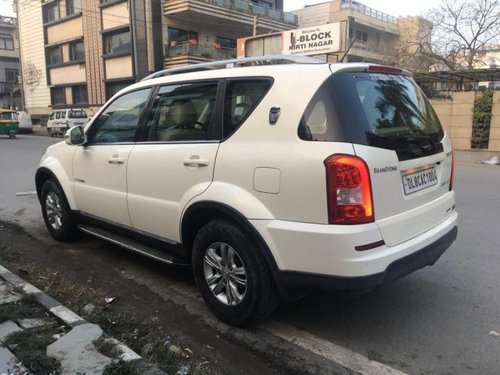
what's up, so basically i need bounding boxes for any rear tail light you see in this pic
[324,154,374,224]
[449,147,454,191]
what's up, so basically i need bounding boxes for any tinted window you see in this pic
[87,89,151,144]
[68,109,87,118]
[223,79,272,138]
[145,82,218,142]
[298,72,444,161]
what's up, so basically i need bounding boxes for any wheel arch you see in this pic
[35,167,74,208]
[181,201,282,288]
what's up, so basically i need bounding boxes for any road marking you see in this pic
[16,191,37,196]
[264,320,408,375]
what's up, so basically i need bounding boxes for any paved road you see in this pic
[1,134,500,374]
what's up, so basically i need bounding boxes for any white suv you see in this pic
[36,56,457,326]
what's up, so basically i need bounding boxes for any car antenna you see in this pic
[340,38,357,63]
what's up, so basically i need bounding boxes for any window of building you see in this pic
[47,46,62,65]
[66,0,82,15]
[356,31,368,44]
[103,29,131,55]
[0,34,14,50]
[43,1,60,23]
[70,40,85,61]
[87,88,151,143]
[5,69,18,82]
[72,85,88,105]
[145,82,218,142]
[105,80,134,100]
[251,0,273,8]
[51,87,66,106]
[168,28,198,45]
[215,36,236,50]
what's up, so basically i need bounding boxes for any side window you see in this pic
[49,113,55,120]
[145,81,217,142]
[61,111,66,119]
[87,88,151,144]
[223,79,271,138]
[55,112,61,120]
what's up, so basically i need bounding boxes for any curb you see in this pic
[0,264,161,372]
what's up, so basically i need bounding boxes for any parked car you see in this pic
[46,109,88,137]
[35,56,458,326]
[17,111,33,133]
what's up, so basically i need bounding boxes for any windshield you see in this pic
[298,72,444,161]
[68,110,87,119]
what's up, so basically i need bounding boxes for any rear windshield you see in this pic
[68,110,87,119]
[298,72,444,161]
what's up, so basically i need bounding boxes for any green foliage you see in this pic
[472,90,493,149]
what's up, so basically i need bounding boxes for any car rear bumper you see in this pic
[251,210,457,276]
[275,225,457,292]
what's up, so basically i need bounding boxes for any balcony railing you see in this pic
[165,0,297,25]
[166,41,237,60]
[0,16,16,25]
[340,0,397,24]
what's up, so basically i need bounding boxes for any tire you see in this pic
[192,219,280,326]
[40,179,77,241]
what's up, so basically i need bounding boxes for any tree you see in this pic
[419,0,500,70]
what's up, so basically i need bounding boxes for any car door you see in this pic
[72,88,152,227]
[126,81,221,241]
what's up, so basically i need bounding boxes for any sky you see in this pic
[284,0,439,17]
[0,0,439,19]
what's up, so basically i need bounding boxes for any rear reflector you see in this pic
[449,147,455,191]
[355,240,385,251]
[324,154,374,225]
[368,65,403,75]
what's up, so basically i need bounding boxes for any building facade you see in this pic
[17,0,296,120]
[17,0,163,121]
[163,0,297,68]
[0,15,20,109]
[291,0,432,68]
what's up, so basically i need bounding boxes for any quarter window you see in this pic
[145,82,218,142]
[87,89,151,144]
[223,79,272,138]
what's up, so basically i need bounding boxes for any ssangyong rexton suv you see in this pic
[36,56,457,326]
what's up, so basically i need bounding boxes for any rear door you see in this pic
[126,81,221,241]
[303,68,454,245]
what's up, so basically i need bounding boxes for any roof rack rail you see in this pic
[141,55,325,81]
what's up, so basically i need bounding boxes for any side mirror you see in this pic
[65,126,86,145]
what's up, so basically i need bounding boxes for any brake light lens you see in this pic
[367,65,403,75]
[324,154,374,224]
[449,147,454,191]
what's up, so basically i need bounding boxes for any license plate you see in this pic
[402,167,438,195]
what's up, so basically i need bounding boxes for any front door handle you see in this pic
[183,156,209,167]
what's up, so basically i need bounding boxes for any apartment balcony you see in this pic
[348,42,398,64]
[340,0,399,34]
[164,0,297,36]
[164,41,237,68]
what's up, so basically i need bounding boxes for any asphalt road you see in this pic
[1,134,500,374]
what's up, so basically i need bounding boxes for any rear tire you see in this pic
[192,219,280,326]
[40,179,77,241]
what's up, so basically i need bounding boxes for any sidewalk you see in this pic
[0,264,163,375]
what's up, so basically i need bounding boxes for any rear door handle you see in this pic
[183,156,209,167]
[108,158,125,165]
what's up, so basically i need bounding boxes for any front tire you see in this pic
[192,219,279,326]
[40,179,77,241]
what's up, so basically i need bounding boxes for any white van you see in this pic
[46,109,88,137]
[17,111,33,133]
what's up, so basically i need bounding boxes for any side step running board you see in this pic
[77,225,190,266]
